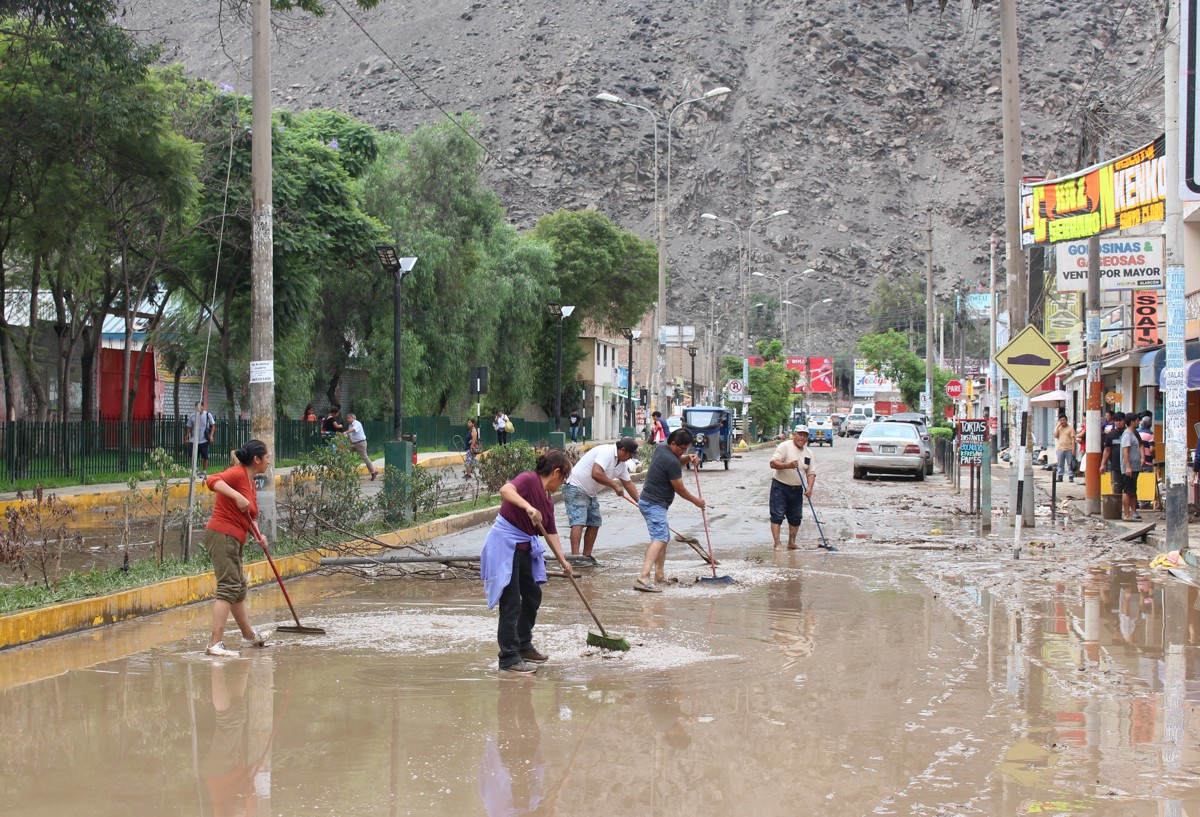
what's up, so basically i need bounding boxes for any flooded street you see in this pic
[2,446,1199,816]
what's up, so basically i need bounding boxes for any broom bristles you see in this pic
[586,630,630,651]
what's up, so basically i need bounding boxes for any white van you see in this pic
[841,403,875,437]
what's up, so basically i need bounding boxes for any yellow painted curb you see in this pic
[0,503,502,652]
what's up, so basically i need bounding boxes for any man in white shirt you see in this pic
[344,413,378,480]
[563,437,640,557]
[185,402,215,475]
[768,425,820,550]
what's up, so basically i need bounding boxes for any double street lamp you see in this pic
[701,210,790,356]
[548,302,576,431]
[375,246,418,440]
[621,326,642,429]
[594,86,732,414]
[751,266,815,350]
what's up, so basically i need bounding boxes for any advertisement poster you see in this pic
[1053,237,1164,291]
[808,357,835,393]
[1132,290,1161,347]
[1020,135,1166,246]
[1043,286,1082,343]
[786,357,808,394]
[853,359,896,397]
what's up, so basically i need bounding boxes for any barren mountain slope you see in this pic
[121,0,1165,357]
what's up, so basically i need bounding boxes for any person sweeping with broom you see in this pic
[481,449,575,674]
[768,425,818,551]
[634,429,705,593]
[202,440,274,658]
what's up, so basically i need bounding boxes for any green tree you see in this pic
[745,340,796,438]
[858,330,954,422]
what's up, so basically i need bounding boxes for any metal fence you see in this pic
[0,415,593,484]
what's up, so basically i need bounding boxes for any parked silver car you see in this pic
[853,422,926,481]
[880,412,934,476]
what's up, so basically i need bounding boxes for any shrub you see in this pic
[281,436,370,536]
[377,463,445,521]
[929,426,954,440]
[476,440,539,493]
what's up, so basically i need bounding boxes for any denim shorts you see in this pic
[769,480,805,526]
[638,498,670,543]
[563,483,602,527]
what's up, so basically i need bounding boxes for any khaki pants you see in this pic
[352,439,376,475]
[205,528,247,603]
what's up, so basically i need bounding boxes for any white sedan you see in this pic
[853,422,925,481]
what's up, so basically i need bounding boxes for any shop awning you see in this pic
[1029,390,1068,405]
[1139,341,1200,384]
[1158,360,1200,391]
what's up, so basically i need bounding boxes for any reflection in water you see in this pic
[479,680,545,816]
[200,658,275,817]
[766,573,814,669]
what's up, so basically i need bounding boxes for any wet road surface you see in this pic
[3,445,1199,816]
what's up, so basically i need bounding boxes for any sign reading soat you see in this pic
[1132,290,1162,347]
[1021,135,1166,246]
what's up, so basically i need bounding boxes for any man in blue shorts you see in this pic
[563,438,640,557]
[635,429,704,592]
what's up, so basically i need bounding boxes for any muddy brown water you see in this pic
[2,447,1198,816]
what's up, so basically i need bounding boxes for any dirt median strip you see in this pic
[0,503,502,652]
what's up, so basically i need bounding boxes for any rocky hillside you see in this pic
[121,0,1166,358]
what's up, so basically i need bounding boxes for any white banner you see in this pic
[1054,237,1164,291]
[853,359,896,397]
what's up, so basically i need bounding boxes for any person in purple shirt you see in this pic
[480,449,574,674]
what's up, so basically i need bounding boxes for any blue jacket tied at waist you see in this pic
[481,514,548,609]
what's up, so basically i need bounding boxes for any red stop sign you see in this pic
[945,379,964,399]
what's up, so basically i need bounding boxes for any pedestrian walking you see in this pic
[494,410,510,446]
[186,402,216,476]
[1119,412,1143,522]
[634,429,704,592]
[568,410,581,443]
[202,440,274,658]
[768,425,818,550]
[1053,413,1077,482]
[344,413,378,480]
[465,418,481,477]
[650,410,668,444]
[479,449,574,674]
[563,437,640,557]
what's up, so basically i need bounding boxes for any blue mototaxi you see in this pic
[682,406,732,470]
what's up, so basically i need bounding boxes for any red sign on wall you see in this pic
[1132,290,1161,347]
[786,357,808,393]
[808,357,835,393]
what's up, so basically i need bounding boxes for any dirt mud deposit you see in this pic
[1,448,1197,816]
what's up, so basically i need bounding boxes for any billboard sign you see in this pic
[853,359,896,397]
[1020,135,1166,246]
[1053,237,1164,291]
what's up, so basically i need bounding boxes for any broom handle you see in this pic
[535,520,608,638]
[694,466,718,578]
[246,512,305,629]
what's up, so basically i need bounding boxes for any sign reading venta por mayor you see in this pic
[1021,135,1166,247]
[1053,237,1164,291]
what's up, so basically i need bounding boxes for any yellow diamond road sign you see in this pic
[995,325,1066,395]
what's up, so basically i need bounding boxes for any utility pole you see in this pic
[999,0,1030,529]
[250,0,276,542]
[924,211,934,415]
[1164,1,1188,549]
[1084,235,1102,517]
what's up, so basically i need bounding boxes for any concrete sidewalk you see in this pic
[986,456,1198,552]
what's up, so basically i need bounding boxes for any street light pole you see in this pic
[801,297,833,398]
[376,247,418,440]
[701,209,790,358]
[621,327,641,429]
[687,346,698,405]
[548,303,576,431]
[595,87,731,417]
[783,268,815,351]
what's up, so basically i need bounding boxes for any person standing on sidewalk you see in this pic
[343,413,378,480]
[494,410,510,446]
[568,410,582,443]
[202,440,274,658]
[480,449,574,674]
[634,429,704,593]
[768,425,818,550]
[563,437,640,557]
[1119,412,1144,522]
[186,402,215,476]
[1053,414,1077,483]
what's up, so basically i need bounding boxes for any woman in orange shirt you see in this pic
[204,439,274,658]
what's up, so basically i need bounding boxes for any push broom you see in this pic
[247,512,326,635]
[536,521,629,651]
[694,467,733,585]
